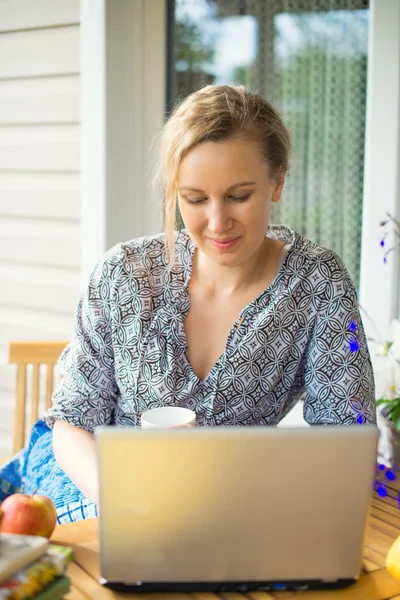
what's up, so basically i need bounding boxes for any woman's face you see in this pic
[176,137,284,268]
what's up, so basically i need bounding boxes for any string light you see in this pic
[377,485,388,498]
[374,466,398,501]
[349,338,359,352]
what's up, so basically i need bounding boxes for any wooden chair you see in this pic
[8,341,68,454]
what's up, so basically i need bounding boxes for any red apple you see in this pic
[0,491,57,538]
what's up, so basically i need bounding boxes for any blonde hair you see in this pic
[159,85,291,263]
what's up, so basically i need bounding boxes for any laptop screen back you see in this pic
[96,426,378,587]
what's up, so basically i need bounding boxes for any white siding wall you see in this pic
[0,0,81,456]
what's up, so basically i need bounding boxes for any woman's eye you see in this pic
[186,198,206,205]
[184,193,252,205]
[230,193,251,202]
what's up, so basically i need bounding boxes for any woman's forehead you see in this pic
[177,138,269,183]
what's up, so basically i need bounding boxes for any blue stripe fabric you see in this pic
[0,419,98,524]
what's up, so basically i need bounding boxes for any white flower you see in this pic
[375,319,400,400]
[378,342,392,357]
[388,319,400,361]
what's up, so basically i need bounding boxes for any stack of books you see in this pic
[0,533,73,599]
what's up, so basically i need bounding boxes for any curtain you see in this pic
[170,0,369,288]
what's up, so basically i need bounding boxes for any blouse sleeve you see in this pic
[302,264,377,426]
[42,247,123,432]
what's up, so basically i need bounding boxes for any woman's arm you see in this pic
[42,248,124,505]
[52,419,98,504]
[302,266,376,426]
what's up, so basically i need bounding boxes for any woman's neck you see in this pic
[191,237,280,298]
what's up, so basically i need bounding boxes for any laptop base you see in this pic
[102,578,356,593]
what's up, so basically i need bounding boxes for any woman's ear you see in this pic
[272,172,285,204]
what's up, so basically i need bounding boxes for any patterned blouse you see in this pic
[43,225,376,431]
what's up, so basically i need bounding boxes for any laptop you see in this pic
[95,425,378,593]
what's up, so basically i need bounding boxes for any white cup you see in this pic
[141,406,196,429]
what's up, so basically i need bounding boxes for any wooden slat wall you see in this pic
[0,0,81,456]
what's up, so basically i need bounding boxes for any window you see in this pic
[167,0,369,288]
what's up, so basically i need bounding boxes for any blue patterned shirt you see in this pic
[43,225,376,430]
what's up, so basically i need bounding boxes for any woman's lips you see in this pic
[208,237,240,250]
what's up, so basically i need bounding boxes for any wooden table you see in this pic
[51,472,400,600]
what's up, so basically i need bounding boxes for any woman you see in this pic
[1,85,376,523]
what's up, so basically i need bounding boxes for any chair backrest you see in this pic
[8,341,68,454]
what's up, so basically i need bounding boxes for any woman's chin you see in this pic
[202,247,250,268]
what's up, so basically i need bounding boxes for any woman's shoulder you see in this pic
[97,230,192,271]
[269,225,351,274]
[268,224,355,297]
[87,230,194,300]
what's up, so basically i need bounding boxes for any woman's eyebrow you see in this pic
[178,181,256,193]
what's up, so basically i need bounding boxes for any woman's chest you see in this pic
[111,295,306,427]
[111,274,313,402]
[184,297,246,382]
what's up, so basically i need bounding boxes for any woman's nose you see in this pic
[208,202,233,233]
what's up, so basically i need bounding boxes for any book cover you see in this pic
[0,545,73,600]
[0,534,49,586]
[31,576,70,600]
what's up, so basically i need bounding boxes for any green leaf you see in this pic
[377,399,389,406]
[377,398,400,407]
[390,406,400,423]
